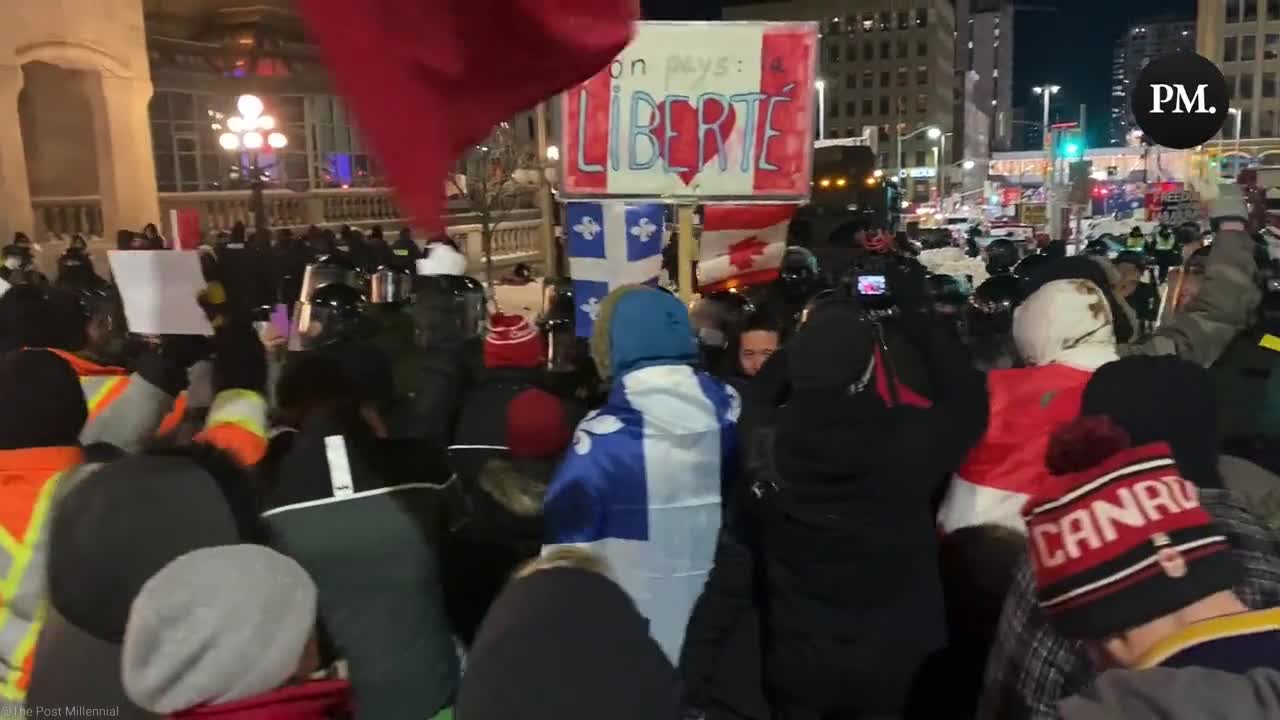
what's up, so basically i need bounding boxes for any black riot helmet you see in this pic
[925,274,968,313]
[1013,252,1052,279]
[294,282,366,351]
[56,250,102,292]
[966,273,1026,337]
[778,246,820,302]
[412,273,486,350]
[690,291,755,350]
[1083,239,1111,257]
[984,238,1020,275]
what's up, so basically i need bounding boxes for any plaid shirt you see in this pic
[978,487,1280,720]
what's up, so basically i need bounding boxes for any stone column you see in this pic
[0,64,32,243]
[85,72,159,237]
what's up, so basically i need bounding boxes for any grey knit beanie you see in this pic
[122,545,318,714]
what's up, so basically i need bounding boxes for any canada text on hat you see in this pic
[1022,442,1234,638]
[484,312,545,369]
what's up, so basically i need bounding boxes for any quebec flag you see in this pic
[542,364,740,662]
[565,201,665,338]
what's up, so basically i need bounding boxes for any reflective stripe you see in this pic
[0,470,65,700]
[324,436,355,498]
[206,389,267,438]
[81,376,129,422]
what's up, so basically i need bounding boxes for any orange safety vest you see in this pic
[0,446,83,701]
[42,349,266,466]
[43,349,187,435]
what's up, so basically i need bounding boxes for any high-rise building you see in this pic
[1198,0,1280,168]
[1109,17,1195,146]
[724,0,956,203]
[955,0,1013,154]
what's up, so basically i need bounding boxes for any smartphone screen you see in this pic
[858,275,888,296]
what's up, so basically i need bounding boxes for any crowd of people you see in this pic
[0,184,1277,719]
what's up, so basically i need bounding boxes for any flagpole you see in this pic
[677,206,696,303]
[535,100,558,276]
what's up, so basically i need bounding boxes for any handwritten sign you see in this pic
[1156,190,1200,226]
[560,21,818,201]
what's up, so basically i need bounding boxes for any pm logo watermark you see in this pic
[1131,52,1229,149]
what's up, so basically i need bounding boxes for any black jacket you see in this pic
[443,367,584,646]
[261,412,462,718]
[681,319,988,717]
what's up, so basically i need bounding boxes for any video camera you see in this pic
[835,252,907,314]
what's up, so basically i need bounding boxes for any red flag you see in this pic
[296,0,637,231]
[937,364,1092,533]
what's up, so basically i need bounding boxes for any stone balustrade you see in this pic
[27,191,547,278]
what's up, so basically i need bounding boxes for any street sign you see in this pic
[1020,203,1047,228]
[560,21,818,201]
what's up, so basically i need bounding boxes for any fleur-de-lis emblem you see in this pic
[580,297,602,321]
[630,217,658,243]
[573,215,602,241]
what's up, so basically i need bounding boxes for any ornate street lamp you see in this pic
[217,94,288,233]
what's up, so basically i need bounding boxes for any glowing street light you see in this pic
[237,93,264,120]
[546,145,561,162]
[218,94,287,232]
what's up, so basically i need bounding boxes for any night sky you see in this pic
[1014,0,1197,146]
[646,0,1201,146]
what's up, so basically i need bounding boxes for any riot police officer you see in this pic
[925,274,968,333]
[966,273,1026,371]
[389,228,422,273]
[748,246,823,332]
[55,235,105,292]
[401,270,488,444]
[984,238,1020,276]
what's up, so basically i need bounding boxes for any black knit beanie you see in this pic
[0,350,87,449]
[787,300,875,391]
[1081,355,1220,488]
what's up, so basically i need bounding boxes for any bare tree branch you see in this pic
[457,121,538,288]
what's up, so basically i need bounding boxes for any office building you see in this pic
[1109,17,1195,145]
[725,0,957,202]
[955,0,1013,153]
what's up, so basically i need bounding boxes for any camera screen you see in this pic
[858,275,888,296]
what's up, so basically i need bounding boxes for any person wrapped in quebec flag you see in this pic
[542,285,740,662]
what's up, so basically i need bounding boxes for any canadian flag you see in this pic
[697,205,797,293]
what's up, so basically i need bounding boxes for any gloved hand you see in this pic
[211,322,267,394]
[1209,183,1250,230]
[133,335,209,397]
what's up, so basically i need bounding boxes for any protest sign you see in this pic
[107,250,214,336]
[1155,189,1200,226]
[560,21,817,201]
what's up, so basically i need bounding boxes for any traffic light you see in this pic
[1057,130,1084,160]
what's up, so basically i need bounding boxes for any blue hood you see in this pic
[595,287,698,379]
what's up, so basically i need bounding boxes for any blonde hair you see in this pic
[514,546,612,580]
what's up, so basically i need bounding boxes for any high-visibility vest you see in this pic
[0,447,83,701]
[197,389,269,466]
[43,349,188,437]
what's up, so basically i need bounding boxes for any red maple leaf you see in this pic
[727,236,767,272]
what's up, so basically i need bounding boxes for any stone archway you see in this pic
[19,61,100,198]
[0,0,159,246]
